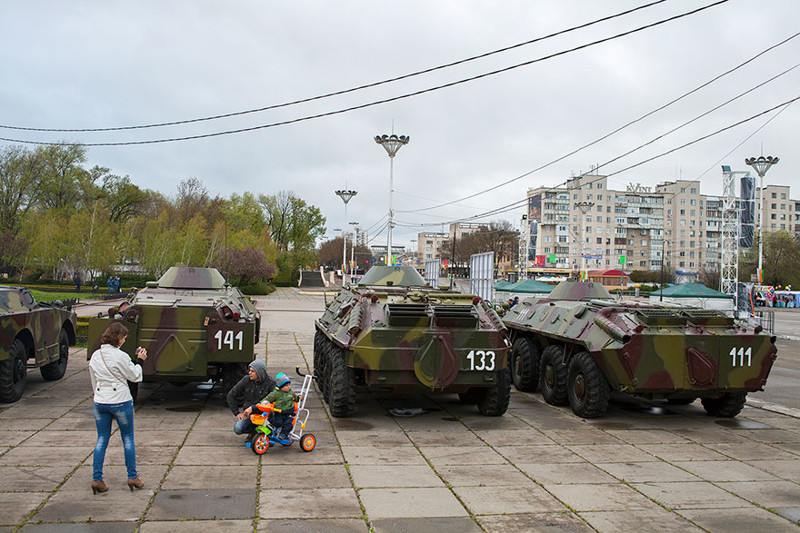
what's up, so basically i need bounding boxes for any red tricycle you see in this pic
[246,367,317,454]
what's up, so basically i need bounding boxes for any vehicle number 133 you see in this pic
[466,350,495,371]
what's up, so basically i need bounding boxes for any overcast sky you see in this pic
[2,0,798,248]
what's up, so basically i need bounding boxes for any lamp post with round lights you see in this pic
[335,189,357,285]
[375,134,410,266]
[745,155,779,282]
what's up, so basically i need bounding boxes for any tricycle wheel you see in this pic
[251,433,269,455]
[300,433,316,452]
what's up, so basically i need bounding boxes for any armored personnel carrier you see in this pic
[314,265,511,417]
[1,286,76,402]
[503,278,777,419]
[87,267,260,399]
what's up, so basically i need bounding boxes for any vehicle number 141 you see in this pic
[466,350,495,371]
[214,330,244,351]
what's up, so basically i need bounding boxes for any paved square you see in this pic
[1,288,798,531]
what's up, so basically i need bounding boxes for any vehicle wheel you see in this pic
[566,351,609,419]
[222,363,248,398]
[251,433,269,455]
[476,368,512,417]
[0,338,28,403]
[300,433,316,452]
[701,392,747,418]
[510,337,539,392]
[666,398,695,406]
[321,340,334,403]
[41,328,70,381]
[458,389,482,404]
[314,330,328,397]
[128,381,139,402]
[327,345,355,417]
[539,345,568,406]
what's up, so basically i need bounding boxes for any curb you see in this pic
[747,397,800,419]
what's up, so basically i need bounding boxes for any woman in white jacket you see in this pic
[88,322,147,494]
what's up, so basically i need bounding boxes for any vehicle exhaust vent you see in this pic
[634,308,685,325]
[432,305,478,328]
[386,303,430,326]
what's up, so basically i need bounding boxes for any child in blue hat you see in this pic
[262,372,297,440]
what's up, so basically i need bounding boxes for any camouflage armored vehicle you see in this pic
[503,279,777,419]
[1,286,77,402]
[314,265,511,417]
[87,267,260,399]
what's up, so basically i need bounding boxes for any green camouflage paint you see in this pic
[87,267,260,395]
[0,286,77,402]
[503,278,778,418]
[315,265,512,417]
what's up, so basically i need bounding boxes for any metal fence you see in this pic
[755,309,775,334]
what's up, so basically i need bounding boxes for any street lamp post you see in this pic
[375,134,410,266]
[745,155,779,283]
[349,221,359,277]
[335,189,357,285]
[574,201,595,278]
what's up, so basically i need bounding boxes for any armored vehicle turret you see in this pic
[503,279,777,419]
[1,286,76,402]
[314,266,511,417]
[87,267,260,399]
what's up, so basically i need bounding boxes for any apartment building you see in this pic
[416,231,448,263]
[524,174,797,277]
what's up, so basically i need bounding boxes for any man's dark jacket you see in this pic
[226,359,276,415]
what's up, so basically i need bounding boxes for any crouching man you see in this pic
[226,359,276,438]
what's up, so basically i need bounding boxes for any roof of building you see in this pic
[650,282,732,299]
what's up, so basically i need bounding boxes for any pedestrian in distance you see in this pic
[73,271,81,293]
[88,322,147,494]
[227,359,276,438]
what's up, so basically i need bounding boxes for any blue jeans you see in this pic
[233,417,257,435]
[93,400,136,481]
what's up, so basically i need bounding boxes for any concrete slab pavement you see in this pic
[0,287,797,531]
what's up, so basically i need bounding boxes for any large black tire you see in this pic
[313,330,328,397]
[41,328,69,381]
[566,351,609,419]
[510,337,540,392]
[476,368,512,417]
[701,392,747,418]
[222,363,249,399]
[0,338,28,403]
[327,345,355,417]
[539,345,568,406]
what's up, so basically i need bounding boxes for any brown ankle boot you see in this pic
[127,477,144,491]
[91,480,109,494]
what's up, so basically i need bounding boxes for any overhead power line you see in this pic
[0,0,669,133]
[396,95,799,230]
[0,0,729,147]
[398,31,799,214]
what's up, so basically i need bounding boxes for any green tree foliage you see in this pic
[38,144,97,211]
[0,146,322,285]
[0,145,45,233]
